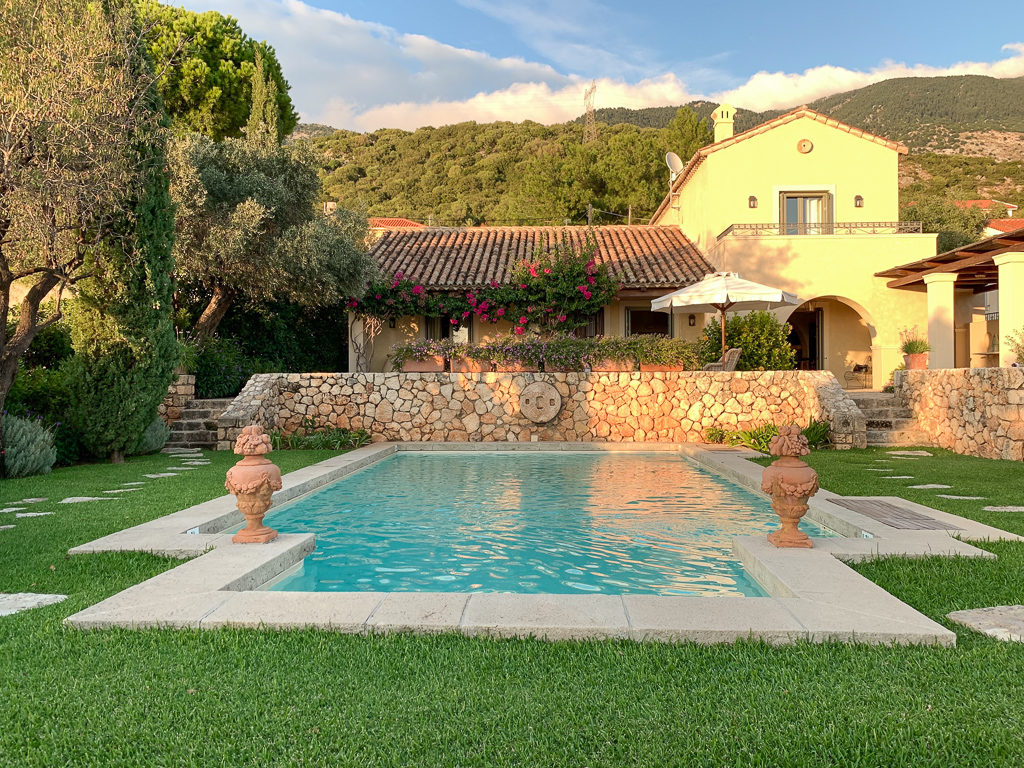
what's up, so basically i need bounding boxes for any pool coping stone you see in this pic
[65,442,1022,646]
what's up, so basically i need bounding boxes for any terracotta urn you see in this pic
[760,425,820,548]
[401,356,446,373]
[903,352,928,370]
[225,425,283,544]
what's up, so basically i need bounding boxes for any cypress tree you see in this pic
[65,7,177,463]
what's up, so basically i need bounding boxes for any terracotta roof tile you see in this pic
[954,200,1017,211]
[986,218,1024,233]
[367,225,712,290]
[368,217,426,228]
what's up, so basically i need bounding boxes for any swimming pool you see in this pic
[264,452,829,597]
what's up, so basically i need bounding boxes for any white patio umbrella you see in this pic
[652,272,801,358]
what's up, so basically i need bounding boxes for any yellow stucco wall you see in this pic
[653,114,938,388]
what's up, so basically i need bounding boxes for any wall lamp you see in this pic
[854,195,864,208]
[388,317,396,328]
[748,195,758,209]
[688,314,696,327]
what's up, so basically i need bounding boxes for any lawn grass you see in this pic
[1,447,1023,766]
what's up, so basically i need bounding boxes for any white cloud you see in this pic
[716,43,1024,111]
[341,73,697,131]
[177,1,1024,132]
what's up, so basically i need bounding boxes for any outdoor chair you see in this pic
[702,347,742,372]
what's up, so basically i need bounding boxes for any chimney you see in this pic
[711,103,735,143]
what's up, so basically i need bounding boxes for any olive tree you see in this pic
[0,0,168,475]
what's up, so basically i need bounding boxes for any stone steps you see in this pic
[165,398,234,450]
[849,392,933,448]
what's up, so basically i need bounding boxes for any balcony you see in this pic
[719,221,923,238]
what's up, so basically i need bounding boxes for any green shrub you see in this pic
[269,418,370,450]
[6,365,80,466]
[2,414,57,478]
[194,336,272,398]
[716,420,832,453]
[11,316,74,370]
[1007,327,1024,361]
[592,336,636,364]
[388,339,446,371]
[704,426,727,444]
[130,417,170,455]
[632,335,698,367]
[697,311,796,371]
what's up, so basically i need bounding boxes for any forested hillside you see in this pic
[297,74,1024,227]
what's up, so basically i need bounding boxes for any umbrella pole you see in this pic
[720,308,727,358]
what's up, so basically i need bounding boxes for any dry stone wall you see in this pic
[895,368,1024,461]
[218,371,865,450]
[158,374,195,425]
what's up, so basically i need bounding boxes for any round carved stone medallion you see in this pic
[519,381,561,423]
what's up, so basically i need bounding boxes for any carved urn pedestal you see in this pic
[760,426,820,549]
[225,425,283,544]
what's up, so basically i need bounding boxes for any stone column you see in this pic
[924,273,957,369]
[995,252,1024,366]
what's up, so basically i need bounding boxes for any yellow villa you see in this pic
[353,104,1024,384]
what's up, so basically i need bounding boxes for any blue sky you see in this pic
[181,0,1024,131]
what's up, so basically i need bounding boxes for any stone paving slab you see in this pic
[461,594,630,640]
[0,593,68,616]
[888,450,933,456]
[947,605,1024,642]
[60,497,117,504]
[15,511,53,518]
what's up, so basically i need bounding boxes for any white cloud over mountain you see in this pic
[182,0,1024,131]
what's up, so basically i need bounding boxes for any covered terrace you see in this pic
[877,227,1024,367]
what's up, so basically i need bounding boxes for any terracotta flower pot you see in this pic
[591,359,635,372]
[225,425,283,545]
[402,356,446,373]
[760,426,819,549]
[903,352,928,370]
[638,363,683,372]
[494,363,539,373]
[451,357,489,373]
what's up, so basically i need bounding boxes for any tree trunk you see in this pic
[109,449,125,464]
[193,285,235,339]
[0,362,15,478]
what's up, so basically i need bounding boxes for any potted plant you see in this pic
[635,335,697,372]
[542,335,595,372]
[448,340,492,373]
[489,337,542,372]
[899,328,930,370]
[590,336,636,372]
[390,339,446,372]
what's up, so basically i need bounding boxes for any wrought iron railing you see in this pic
[718,221,923,238]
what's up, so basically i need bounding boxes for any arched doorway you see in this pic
[783,296,875,387]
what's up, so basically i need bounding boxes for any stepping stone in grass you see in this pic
[21,498,47,503]
[937,495,986,500]
[888,450,933,456]
[0,593,68,616]
[144,473,178,479]
[908,484,952,489]
[182,461,210,465]
[59,497,118,504]
[892,456,919,460]
[983,506,1024,512]
[103,489,140,494]
[948,605,1024,643]
[16,511,53,517]
[865,468,893,472]
[123,482,145,486]
[874,459,893,463]
[166,467,197,471]
[0,525,14,531]
[880,476,914,480]
[0,507,26,514]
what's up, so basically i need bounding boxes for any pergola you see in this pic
[876,227,1024,367]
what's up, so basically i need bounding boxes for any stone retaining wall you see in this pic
[218,371,865,450]
[158,373,195,425]
[895,368,1024,461]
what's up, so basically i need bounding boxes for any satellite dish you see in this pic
[665,151,684,183]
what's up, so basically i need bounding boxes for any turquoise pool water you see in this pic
[266,452,827,596]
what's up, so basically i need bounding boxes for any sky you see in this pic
[180,0,1024,132]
